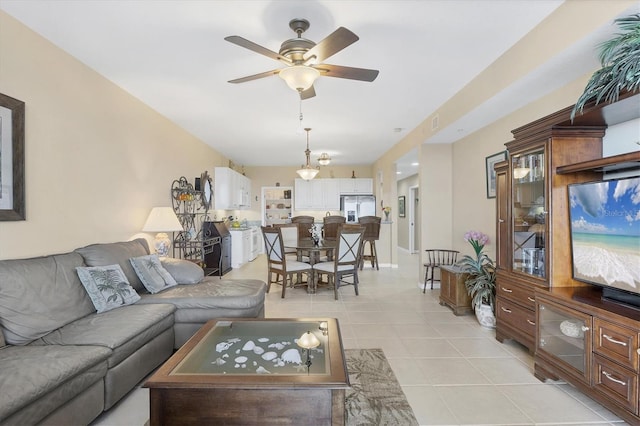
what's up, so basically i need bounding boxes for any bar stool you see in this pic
[291,215,314,241]
[358,216,381,270]
[322,215,346,240]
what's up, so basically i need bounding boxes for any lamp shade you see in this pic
[143,207,183,257]
[142,207,183,232]
[297,331,320,349]
[279,66,320,92]
[297,166,320,181]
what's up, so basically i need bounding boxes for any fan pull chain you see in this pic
[297,98,304,134]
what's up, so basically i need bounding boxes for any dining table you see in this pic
[284,238,336,293]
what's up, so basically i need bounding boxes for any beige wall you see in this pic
[0,11,228,259]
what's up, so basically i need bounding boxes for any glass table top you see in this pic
[172,320,330,376]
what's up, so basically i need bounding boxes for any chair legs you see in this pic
[359,239,379,271]
[422,265,438,293]
[267,271,311,298]
[333,271,359,300]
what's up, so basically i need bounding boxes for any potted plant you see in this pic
[571,13,640,120]
[458,231,496,328]
[382,206,391,221]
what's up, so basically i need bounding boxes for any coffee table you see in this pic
[144,318,349,425]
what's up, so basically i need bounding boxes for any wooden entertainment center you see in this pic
[494,92,640,424]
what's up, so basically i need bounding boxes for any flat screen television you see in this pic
[568,176,640,309]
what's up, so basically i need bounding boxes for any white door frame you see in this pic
[409,185,419,253]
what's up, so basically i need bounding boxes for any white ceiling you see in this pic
[1,1,636,178]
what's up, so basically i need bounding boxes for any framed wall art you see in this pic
[0,93,25,221]
[398,196,406,218]
[485,151,507,199]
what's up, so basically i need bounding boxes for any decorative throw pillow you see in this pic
[160,257,205,284]
[76,264,141,313]
[129,254,178,294]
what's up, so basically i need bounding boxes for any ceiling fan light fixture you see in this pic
[318,153,331,166]
[279,66,320,92]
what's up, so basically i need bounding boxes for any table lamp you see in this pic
[297,331,320,372]
[142,207,183,257]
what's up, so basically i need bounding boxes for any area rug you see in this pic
[345,348,418,426]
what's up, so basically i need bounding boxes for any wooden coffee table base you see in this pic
[150,387,345,425]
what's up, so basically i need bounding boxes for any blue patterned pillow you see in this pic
[76,264,140,313]
[129,254,178,293]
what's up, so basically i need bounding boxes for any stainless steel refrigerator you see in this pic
[340,195,376,223]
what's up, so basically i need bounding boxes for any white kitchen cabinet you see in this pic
[339,178,373,194]
[324,179,340,210]
[238,174,251,208]
[214,167,252,210]
[230,229,251,268]
[294,179,312,210]
[294,179,340,211]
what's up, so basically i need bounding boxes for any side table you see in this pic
[439,265,472,315]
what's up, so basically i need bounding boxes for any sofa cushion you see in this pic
[130,254,177,293]
[137,278,267,321]
[160,257,204,284]
[34,303,176,367]
[75,238,150,292]
[0,345,110,424]
[0,252,96,345]
[76,265,141,313]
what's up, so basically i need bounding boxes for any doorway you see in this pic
[409,185,420,254]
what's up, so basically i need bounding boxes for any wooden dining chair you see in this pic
[423,249,459,292]
[261,226,312,298]
[312,225,365,300]
[274,223,298,258]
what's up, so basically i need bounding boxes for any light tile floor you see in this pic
[93,250,629,426]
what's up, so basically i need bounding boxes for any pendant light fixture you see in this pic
[318,152,331,166]
[297,128,320,181]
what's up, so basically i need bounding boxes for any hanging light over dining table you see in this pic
[297,128,320,180]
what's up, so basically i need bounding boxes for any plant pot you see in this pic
[474,303,496,329]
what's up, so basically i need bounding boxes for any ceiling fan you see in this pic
[225,18,379,99]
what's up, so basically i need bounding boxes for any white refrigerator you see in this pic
[340,195,376,223]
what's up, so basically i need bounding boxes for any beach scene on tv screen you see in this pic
[569,177,640,293]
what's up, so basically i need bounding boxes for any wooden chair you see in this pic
[291,215,314,241]
[312,226,365,300]
[358,216,381,270]
[322,215,346,240]
[273,223,298,257]
[423,249,459,292]
[261,226,312,298]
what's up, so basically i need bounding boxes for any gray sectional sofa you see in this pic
[0,238,267,425]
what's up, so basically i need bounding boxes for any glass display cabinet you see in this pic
[537,295,592,384]
[511,148,546,279]
[494,109,604,353]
